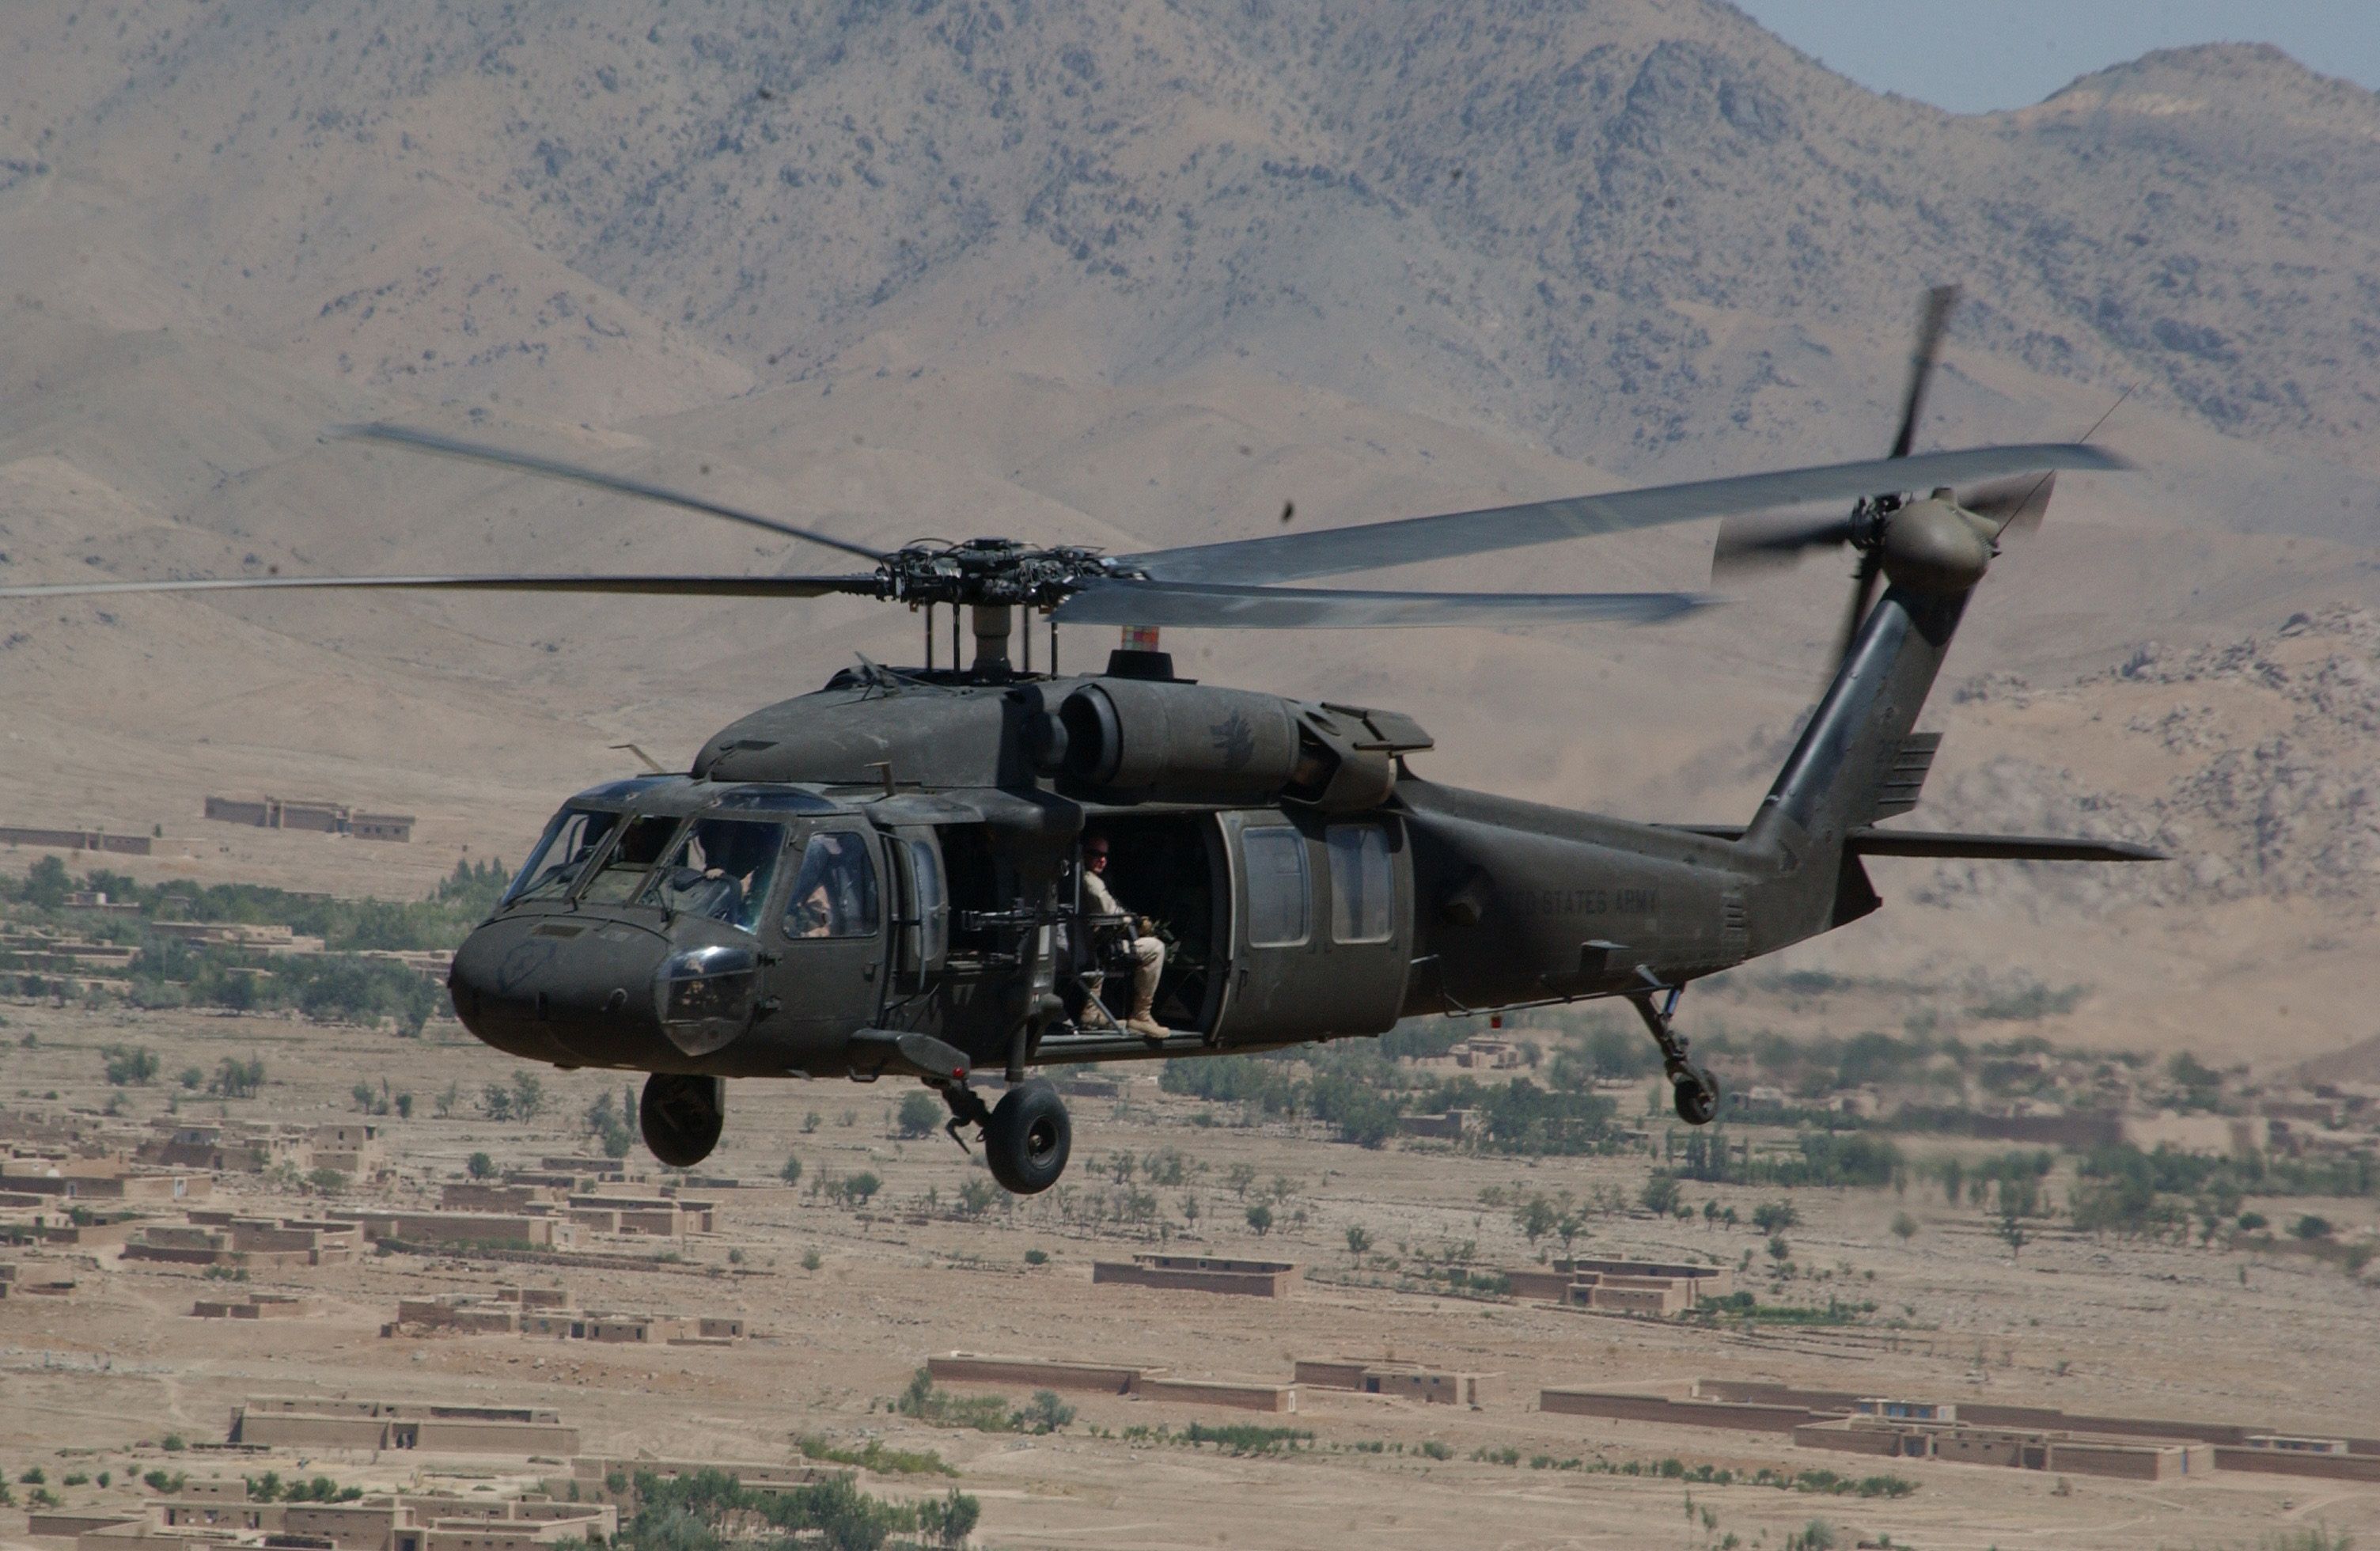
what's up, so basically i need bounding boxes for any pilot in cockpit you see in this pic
[649,817,783,934]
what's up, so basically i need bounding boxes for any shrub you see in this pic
[896,1090,943,1139]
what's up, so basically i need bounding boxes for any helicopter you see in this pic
[3,288,2158,1194]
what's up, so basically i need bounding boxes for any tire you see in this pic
[1672,1067,1720,1127]
[984,1080,1071,1195]
[640,1073,725,1167]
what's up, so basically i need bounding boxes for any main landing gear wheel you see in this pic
[1673,1066,1721,1126]
[639,1073,724,1168]
[983,1079,1071,1196]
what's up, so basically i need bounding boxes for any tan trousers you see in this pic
[1127,935,1165,1008]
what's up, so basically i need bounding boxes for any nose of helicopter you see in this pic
[449,913,675,1067]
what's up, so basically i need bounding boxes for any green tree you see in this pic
[510,1071,546,1121]
[1345,1223,1373,1261]
[23,855,70,908]
[1226,1163,1257,1199]
[779,1154,804,1186]
[480,1083,514,1122]
[842,1172,882,1207]
[1752,1200,1799,1235]
[1514,1193,1558,1243]
[104,1045,160,1086]
[466,1151,495,1180]
[1890,1212,1919,1242]
[1246,1202,1274,1236]
[1639,1173,1681,1215]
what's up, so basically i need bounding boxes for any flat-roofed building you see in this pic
[227,1397,578,1455]
[1091,1253,1299,1297]
[1294,1358,1500,1407]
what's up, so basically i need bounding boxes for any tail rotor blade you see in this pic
[1889,285,1961,460]
[1711,511,1858,583]
[1958,469,2056,536]
[1826,552,1885,677]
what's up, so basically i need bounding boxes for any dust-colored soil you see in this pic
[3,997,2374,1551]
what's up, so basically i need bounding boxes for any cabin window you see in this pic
[639,818,788,935]
[1242,826,1311,947]
[575,814,684,904]
[786,830,881,939]
[1326,824,1393,944]
[506,807,621,904]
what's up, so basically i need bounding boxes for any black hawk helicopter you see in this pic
[5,289,2157,1193]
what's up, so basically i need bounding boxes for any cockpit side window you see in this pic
[784,830,880,940]
[575,814,684,905]
[638,818,789,935]
[505,808,623,905]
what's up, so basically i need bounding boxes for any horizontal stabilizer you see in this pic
[1843,829,2166,863]
[1658,824,2164,862]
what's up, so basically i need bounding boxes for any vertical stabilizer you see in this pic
[1735,586,1969,948]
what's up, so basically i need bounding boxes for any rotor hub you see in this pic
[881,540,1134,610]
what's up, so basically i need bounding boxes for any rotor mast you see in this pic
[969,602,1014,679]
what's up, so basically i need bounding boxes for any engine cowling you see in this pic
[1056,680,1300,801]
[1044,680,1429,812]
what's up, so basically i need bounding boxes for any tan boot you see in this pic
[1126,983,1169,1045]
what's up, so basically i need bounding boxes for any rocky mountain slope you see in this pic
[1,1,2377,1067]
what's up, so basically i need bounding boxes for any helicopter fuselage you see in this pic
[447,662,1766,1090]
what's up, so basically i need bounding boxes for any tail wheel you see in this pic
[1673,1066,1720,1127]
[640,1073,725,1167]
[984,1080,1071,1195]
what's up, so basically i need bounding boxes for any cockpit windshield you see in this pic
[504,808,623,905]
[638,818,789,935]
[575,814,685,905]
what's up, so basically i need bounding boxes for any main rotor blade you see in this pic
[0,573,885,601]
[1890,285,1962,460]
[1124,443,2128,588]
[338,423,891,566]
[1052,578,1710,629]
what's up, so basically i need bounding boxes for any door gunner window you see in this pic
[640,818,788,934]
[576,815,683,904]
[1326,824,1393,943]
[1243,826,1310,947]
[506,808,620,904]
[785,831,880,939]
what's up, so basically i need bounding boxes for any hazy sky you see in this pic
[1730,0,2380,114]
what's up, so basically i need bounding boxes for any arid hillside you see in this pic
[1,0,2377,1067]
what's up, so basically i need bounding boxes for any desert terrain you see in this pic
[2,1,2378,1546]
